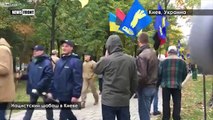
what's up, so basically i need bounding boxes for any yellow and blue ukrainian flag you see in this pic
[109,12,123,33]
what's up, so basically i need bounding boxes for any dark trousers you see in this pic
[162,88,181,120]
[23,94,54,120]
[0,103,8,120]
[59,101,77,120]
[98,78,103,93]
[102,104,130,120]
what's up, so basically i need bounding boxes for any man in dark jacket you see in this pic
[49,40,83,120]
[94,34,138,120]
[24,45,54,120]
[136,33,159,120]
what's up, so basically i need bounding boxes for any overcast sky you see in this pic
[175,0,213,41]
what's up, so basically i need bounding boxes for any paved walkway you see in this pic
[9,74,193,120]
[8,90,162,120]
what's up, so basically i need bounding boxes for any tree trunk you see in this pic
[20,34,27,71]
[50,4,56,54]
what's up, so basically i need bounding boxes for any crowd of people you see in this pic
[0,32,188,120]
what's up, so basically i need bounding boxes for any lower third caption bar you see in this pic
[9,102,81,110]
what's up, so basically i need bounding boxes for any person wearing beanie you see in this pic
[159,45,188,120]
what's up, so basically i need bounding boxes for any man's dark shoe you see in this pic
[153,111,161,115]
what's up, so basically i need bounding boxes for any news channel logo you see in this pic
[11,9,35,16]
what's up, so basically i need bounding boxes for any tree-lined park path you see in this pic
[9,74,192,120]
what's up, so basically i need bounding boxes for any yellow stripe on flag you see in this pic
[162,16,166,27]
[109,22,123,33]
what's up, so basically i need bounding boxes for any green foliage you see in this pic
[185,0,201,8]
[0,0,200,61]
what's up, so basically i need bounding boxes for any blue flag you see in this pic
[119,0,152,37]
[154,3,169,40]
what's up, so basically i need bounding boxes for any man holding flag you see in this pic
[117,2,155,119]
[136,33,159,120]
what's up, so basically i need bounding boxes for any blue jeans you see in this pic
[23,94,54,120]
[138,87,156,120]
[153,88,159,113]
[0,103,8,120]
[102,104,130,120]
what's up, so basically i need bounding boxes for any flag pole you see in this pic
[164,0,170,52]
[163,0,168,56]
[134,38,137,57]
[203,74,207,120]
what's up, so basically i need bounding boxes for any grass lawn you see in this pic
[181,75,213,119]
[15,80,43,102]
[15,80,29,102]
[9,80,43,113]
[158,75,213,120]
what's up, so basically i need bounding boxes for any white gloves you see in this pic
[32,89,38,94]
